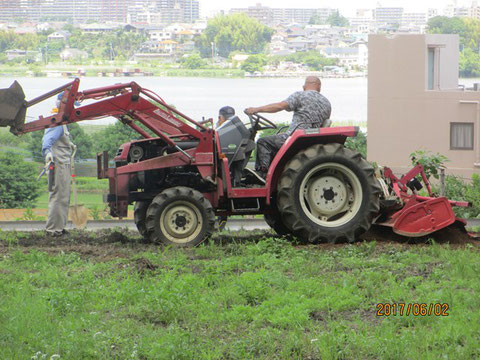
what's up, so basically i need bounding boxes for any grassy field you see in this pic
[0,230,479,359]
[34,177,108,209]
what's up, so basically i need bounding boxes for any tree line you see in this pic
[428,16,480,77]
[0,27,147,63]
[0,13,337,70]
[25,122,143,161]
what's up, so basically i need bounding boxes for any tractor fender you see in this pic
[265,126,359,204]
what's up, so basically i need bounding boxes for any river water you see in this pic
[2,76,479,128]
[0,76,367,126]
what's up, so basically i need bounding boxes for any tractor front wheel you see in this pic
[277,143,381,243]
[145,187,215,247]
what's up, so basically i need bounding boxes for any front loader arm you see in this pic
[2,78,209,147]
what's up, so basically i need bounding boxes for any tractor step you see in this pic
[231,198,261,213]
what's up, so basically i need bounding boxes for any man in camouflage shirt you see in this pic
[245,76,331,178]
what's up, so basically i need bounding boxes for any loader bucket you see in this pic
[0,81,26,135]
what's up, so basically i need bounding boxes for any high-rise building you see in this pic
[180,0,200,23]
[374,7,404,26]
[0,0,128,23]
[427,8,438,19]
[0,0,198,24]
[127,0,199,24]
[402,13,427,27]
[230,3,336,26]
[231,3,272,24]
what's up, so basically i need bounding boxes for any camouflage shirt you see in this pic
[284,90,331,136]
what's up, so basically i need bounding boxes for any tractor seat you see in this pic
[321,119,332,128]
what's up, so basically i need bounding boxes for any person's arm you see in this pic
[245,101,289,115]
[42,126,64,157]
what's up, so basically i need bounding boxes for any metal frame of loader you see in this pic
[1,78,471,240]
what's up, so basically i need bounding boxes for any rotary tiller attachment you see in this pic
[0,81,27,135]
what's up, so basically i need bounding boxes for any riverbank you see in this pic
[0,63,367,79]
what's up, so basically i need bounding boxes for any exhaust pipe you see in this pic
[0,81,26,135]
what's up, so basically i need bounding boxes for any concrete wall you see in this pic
[368,34,480,178]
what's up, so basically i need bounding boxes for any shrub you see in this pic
[241,54,267,73]
[345,130,367,158]
[410,150,449,180]
[433,174,480,218]
[180,54,206,69]
[0,151,41,208]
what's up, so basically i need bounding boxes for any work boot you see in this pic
[243,168,266,185]
[46,230,64,238]
[255,166,268,179]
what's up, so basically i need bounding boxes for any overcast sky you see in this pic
[201,0,473,17]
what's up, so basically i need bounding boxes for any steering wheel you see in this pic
[244,110,277,131]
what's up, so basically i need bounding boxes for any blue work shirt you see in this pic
[41,126,64,156]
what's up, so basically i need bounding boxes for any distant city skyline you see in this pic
[201,0,477,17]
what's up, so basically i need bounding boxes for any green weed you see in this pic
[0,237,478,359]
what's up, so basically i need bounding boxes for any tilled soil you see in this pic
[0,225,478,260]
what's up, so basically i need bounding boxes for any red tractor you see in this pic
[0,79,470,246]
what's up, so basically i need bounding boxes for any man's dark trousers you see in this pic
[255,134,287,174]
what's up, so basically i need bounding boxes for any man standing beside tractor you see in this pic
[41,93,76,237]
[245,76,331,178]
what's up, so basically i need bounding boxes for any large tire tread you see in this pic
[145,186,215,247]
[134,201,150,238]
[277,143,381,244]
[264,211,291,237]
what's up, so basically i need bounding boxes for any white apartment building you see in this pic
[148,29,173,41]
[402,13,427,27]
[375,7,404,26]
[427,8,438,19]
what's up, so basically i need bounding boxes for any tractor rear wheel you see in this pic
[264,211,290,236]
[277,143,381,243]
[145,187,215,247]
[134,201,150,238]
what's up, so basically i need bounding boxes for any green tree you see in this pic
[181,54,206,69]
[345,131,367,158]
[459,48,480,77]
[269,51,337,70]
[27,130,44,161]
[0,151,41,208]
[197,13,274,58]
[309,14,325,25]
[68,123,94,159]
[427,16,467,38]
[241,54,267,73]
[28,124,94,161]
[327,11,349,27]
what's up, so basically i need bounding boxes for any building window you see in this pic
[450,122,474,150]
[427,47,435,90]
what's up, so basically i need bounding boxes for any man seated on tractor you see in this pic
[245,76,331,178]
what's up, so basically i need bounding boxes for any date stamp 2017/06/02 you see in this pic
[376,303,449,317]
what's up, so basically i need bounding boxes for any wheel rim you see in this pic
[299,162,363,228]
[160,200,203,243]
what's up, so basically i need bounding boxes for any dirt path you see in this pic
[0,226,478,260]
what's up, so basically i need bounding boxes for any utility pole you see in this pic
[211,42,214,64]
